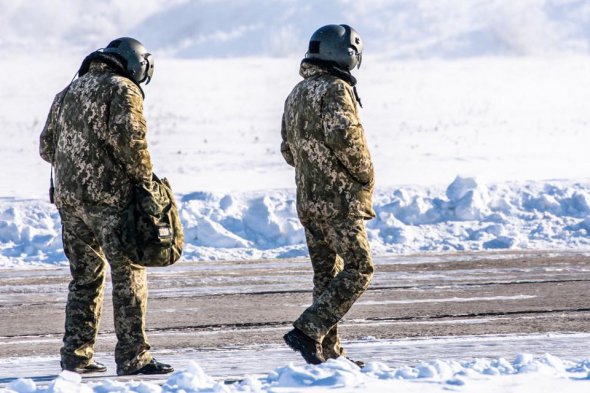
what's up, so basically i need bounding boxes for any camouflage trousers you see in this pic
[58,204,152,374]
[294,216,374,359]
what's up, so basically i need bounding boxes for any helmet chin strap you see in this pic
[137,69,148,84]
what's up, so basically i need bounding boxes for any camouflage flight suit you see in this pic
[39,61,154,374]
[281,61,375,359]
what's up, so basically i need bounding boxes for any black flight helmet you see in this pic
[103,37,154,84]
[306,24,363,70]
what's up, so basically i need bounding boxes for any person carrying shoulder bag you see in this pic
[39,37,174,376]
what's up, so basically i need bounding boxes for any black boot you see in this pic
[345,357,364,368]
[118,359,174,376]
[61,361,107,374]
[284,328,326,365]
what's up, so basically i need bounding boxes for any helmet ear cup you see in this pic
[143,53,154,84]
[306,24,363,70]
[103,37,153,84]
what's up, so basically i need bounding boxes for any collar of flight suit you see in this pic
[299,59,362,108]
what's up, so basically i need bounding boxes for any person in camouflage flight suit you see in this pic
[39,37,172,376]
[281,25,375,366]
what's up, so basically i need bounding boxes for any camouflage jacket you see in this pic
[281,61,375,220]
[39,62,152,208]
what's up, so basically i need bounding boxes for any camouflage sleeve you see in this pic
[280,112,295,167]
[107,79,153,186]
[322,82,374,185]
[39,91,65,163]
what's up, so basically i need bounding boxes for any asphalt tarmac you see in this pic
[1,250,589,383]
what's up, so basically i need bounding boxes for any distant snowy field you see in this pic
[1,1,590,266]
[2,1,590,392]
[2,55,590,266]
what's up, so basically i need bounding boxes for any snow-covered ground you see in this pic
[3,334,590,392]
[2,1,590,391]
[2,55,590,265]
[2,1,590,265]
[4,175,590,265]
[3,353,590,392]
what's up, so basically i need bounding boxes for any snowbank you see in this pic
[3,355,590,393]
[2,177,590,267]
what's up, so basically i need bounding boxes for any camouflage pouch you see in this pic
[121,174,184,267]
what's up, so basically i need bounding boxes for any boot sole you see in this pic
[61,361,107,374]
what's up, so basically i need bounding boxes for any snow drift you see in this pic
[4,354,590,393]
[2,177,590,267]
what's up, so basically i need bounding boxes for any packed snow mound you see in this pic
[4,355,590,392]
[0,198,61,267]
[1,0,590,58]
[2,177,590,267]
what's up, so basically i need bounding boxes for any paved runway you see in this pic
[1,251,589,383]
